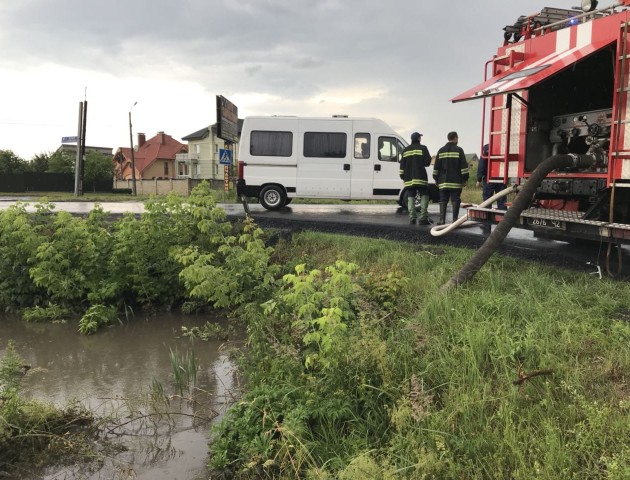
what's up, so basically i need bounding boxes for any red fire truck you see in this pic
[455,0,630,245]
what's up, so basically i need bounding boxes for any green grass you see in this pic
[0,180,490,206]
[0,191,155,202]
[0,187,240,203]
[214,231,630,479]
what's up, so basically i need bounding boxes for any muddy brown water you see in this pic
[0,312,241,479]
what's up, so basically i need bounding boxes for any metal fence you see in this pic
[0,173,112,193]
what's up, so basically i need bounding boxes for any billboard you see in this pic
[216,95,239,144]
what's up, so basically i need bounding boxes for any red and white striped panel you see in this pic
[452,14,621,103]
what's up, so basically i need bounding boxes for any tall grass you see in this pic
[214,231,630,479]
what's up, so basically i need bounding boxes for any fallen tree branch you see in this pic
[513,369,554,386]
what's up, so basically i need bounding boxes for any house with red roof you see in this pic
[114,131,187,180]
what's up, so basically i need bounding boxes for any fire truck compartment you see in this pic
[524,45,615,173]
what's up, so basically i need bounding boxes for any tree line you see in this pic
[0,149,114,186]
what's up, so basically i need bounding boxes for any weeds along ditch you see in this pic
[2,182,630,478]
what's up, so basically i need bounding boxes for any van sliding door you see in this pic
[350,132,372,198]
[296,120,351,197]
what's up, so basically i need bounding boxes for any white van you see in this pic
[236,115,438,210]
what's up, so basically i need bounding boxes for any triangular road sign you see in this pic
[219,149,233,165]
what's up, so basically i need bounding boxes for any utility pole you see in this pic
[128,102,138,196]
[74,101,87,196]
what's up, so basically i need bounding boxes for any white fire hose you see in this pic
[430,185,520,237]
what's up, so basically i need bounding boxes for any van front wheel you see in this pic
[260,185,287,210]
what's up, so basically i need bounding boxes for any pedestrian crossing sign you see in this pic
[219,148,233,165]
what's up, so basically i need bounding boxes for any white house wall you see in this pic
[196,132,240,180]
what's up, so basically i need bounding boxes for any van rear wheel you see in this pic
[260,185,287,210]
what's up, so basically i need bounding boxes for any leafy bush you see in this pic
[209,259,408,477]
[29,208,112,307]
[0,204,48,310]
[78,304,119,335]
[176,217,278,310]
[22,304,70,323]
[0,182,274,335]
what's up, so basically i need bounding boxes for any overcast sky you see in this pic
[0,0,586,160]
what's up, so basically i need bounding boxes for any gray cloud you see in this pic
[0,0,586,157]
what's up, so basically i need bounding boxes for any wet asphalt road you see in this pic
[0,199,627,278]
[224,202,628,279]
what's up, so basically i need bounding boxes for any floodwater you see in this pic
[0,312,242,479]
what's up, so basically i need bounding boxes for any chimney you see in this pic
[158,131,165,144]
[138,133,146,147]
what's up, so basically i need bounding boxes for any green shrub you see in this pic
[29,209,112,307]
[78,304,119,335]
[0,204,47,310]
[22,304,70,323]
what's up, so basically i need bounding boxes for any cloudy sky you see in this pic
[0,0,585,160]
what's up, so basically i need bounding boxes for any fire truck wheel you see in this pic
[260,185,287,210]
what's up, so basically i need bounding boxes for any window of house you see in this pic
[354,133,370,159]
[250,131,293,156]
[303,132,346,158]
[164,162,169,175]
[214,144,218,153]
[194,144,200,154]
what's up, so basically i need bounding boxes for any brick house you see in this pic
[114,131,187,180]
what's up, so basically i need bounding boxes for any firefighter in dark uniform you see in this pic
[433,131,469,225]
[399,131,432,224]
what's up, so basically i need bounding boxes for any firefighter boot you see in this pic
[417,194,431,225]
[407,195,417,224]
[437,202,447,225]
[452,201,461,223]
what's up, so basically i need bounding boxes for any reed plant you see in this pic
[169,348,198,396]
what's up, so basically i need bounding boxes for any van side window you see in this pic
[354,133,370,159]
[250,131,293,156]
[304,132,347,158]
[377,136,399,162]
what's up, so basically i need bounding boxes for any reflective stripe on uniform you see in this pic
[438,182,463,189]
[404,179,429,187]
[402,149,423,158]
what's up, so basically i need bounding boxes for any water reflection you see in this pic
[0,312,240,479]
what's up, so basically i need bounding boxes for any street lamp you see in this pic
[128,101,138,196]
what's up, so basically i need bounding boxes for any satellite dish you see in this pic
[581,0,598,12]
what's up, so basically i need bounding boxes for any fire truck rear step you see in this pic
[467,206,630,242]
